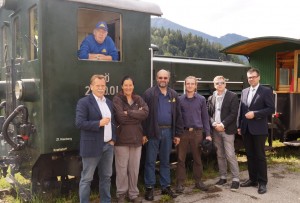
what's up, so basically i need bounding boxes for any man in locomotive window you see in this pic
[207,76,240,191]
[176,76,212,194]
[78,21,119,61]
[142,69,183,201]
[76,74,116,203]
[237,68,275,195]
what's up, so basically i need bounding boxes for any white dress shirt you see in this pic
[93,94,112,142]
[247,84,259,106]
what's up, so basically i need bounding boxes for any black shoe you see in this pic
[215,179,227,187]
[145,187,154,201]
[175,185,184,193]
[240,179,258,187]
[230,181,240,191]
[258,184,267,194]
[195,182,208,191]
[161,186,178,198]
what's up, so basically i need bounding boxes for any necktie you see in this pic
[247,88,255,106]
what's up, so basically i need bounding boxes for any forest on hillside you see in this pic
[151,27,243,64]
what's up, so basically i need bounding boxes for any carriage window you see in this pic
[279,68,289,85]
[77,9,121,62]
[29,6,38,60]
[276,51,294,92]
[13,17,22,59]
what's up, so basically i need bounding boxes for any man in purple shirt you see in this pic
[78,21,119,61]
[176,76,212,193]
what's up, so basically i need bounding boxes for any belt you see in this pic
[159,125,172,128]
[184,127,202,131]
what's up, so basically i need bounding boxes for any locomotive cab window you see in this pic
[13,16,22,59]
[77,9,121,62]
[29,6,38,60]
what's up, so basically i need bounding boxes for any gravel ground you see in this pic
[144,164,300,203]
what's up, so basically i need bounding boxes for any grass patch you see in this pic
[0,176,10,189]
[1,143,300,202]
[159,194,173,203]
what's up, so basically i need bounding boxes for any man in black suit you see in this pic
[76,74,116,203]
[207,76,240,191]
[238,68,275,194]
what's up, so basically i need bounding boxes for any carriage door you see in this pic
[276,51,300,92]
[295,50,300,92]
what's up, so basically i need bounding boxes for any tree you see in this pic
[151,28,244,64]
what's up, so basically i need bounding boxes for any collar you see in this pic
[250,84,260,91]
[93,93,106,102]
[214,88,227,97]
[184,92,197,99]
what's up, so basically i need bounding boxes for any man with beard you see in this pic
[142,69,183,201]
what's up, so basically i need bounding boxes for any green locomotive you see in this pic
[0,0,249,196]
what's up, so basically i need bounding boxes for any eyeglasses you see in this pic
[247,75,259,80]
[158,77,168,80]
[215,82,225,85]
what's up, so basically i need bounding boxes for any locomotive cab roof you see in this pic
[68,0,163,16]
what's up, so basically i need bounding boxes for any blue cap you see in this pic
[95,21,108,31]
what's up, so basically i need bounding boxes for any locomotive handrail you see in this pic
[0,101,6,110]
[4,44,8,66]
[273,91,277,114]
[149,47,154,87]
[1,105,29,150]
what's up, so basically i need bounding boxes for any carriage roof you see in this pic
[220,36,300,56]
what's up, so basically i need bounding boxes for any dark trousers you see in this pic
[243,129,268,185]
[176,129,203,185]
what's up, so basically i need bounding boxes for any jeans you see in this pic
[144,128,172,189]
[213,130,239,181]
[79,143,114,203]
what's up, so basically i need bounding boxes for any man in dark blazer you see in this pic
[207,76,240,191]
[76,74,116,203]
[238,68,275,195]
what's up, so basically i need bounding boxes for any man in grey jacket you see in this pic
[207,75,240,191]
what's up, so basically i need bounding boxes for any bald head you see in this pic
[156,69,170,89]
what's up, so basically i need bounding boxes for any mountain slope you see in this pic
[151,17,248,47]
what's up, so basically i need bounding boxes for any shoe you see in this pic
[230,181,240,191]
[130,196,143,203]
[117,194,126,203]
[175,185,184,193]
[195,181,208,191]
[215,179,227,187]
[240,179,258,187]
[145,187,154,201]
[258,184,267,194]
[161,186,178,198]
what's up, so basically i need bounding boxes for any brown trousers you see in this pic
[176,129,204,185]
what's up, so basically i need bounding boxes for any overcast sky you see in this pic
[146,0,300,39]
